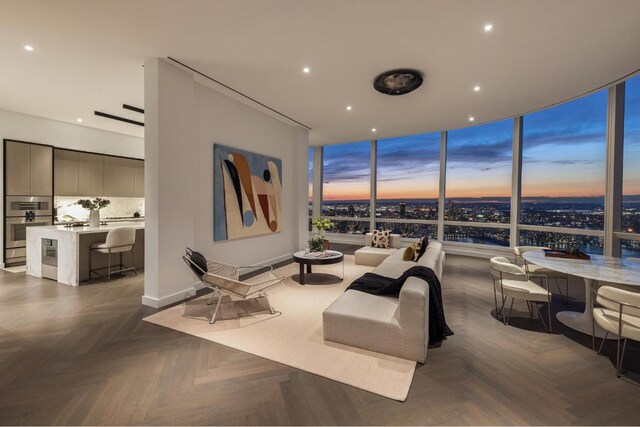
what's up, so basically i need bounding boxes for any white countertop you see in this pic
[34,221,145,235]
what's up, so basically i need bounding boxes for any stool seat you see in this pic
[91,242,133,253]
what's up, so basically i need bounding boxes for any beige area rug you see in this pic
[144,255,417,401]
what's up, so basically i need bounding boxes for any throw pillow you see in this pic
[414,236,430,262]
[371,229,391,248]
[402,243,417,261]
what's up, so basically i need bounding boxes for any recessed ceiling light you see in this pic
[24,45,34,52]
[346,105,352,111]
[303,67,310,74]
[76,118,83,123]
[484,23,493,32]
[469,116,475,122]
[372,128,377,132]
[474,85,481,92]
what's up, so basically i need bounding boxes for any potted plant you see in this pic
[309,235,325,253]
[77,197,111,227]
[311,217,334,250]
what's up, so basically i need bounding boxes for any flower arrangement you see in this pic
[309,235,325,252]
[77,197,111,211]
[311,218,335,232]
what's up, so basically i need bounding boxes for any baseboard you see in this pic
[142,281,205,308]
[142,253,294,308]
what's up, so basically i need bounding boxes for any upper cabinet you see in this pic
[5,141,31,195]
[134,160,144,197]
[54,149,79,196]
[78,153,104,196]
[46,147,143,198]
[103,156,135,197]
[5,141,52,196]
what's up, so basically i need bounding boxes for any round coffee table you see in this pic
[293,250,344,285]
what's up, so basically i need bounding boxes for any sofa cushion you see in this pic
[365,233,401,249]
[323,290,402,355]
[354,246,398,267]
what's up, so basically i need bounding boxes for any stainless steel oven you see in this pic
[6,196,52,217]
[5,216,53,249]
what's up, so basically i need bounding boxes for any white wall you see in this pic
[0,109,144,267]
[143,58,309,308]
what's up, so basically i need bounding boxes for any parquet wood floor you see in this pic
[0,253,639,425]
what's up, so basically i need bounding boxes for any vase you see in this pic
[318,229,326,238]
[89,209,100,227]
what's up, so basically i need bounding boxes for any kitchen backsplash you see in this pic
[54,197,145,222]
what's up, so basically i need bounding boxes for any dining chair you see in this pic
[592,285,640,378]
[513,246,570,303]
[490,256,553,332]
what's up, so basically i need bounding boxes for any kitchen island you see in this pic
[26,222,144,286]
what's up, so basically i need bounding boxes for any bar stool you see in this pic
[89,227,137,280]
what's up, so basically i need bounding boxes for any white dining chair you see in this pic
[490,256,553,332]
[514,246,570,303]
[592,285,640,378]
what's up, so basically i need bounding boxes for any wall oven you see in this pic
[6,196,52,217]
[4,196,53,266]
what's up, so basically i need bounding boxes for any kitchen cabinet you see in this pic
[5,141,53,196]
[103,156,135,197]
[30,144,53,196]
[54,149,79,196]
[5,141,31,195]
[78,153,104,196]
[134,160,144,197]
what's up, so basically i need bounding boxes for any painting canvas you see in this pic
[214,144,283,241]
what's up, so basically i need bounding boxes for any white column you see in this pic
[438,131,447,241]
[510,116,523,248]
[142,58,196,308]
[293,128,310,250]
[604,82,625,257]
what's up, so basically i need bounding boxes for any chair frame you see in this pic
[591,288,640,378]
[514,248,570,304]
[182,252,283,324]
[89,244,137,281]
[490,262,553,333]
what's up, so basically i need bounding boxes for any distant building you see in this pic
[399,202,406,218]
[348,205,355,217]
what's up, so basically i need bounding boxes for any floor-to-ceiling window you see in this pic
[520,90,607,253]
[375,132,439,238]
[621,75,640,257]
[322,141,371,234]
[444,119,512,246]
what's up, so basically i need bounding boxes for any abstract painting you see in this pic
[214,144,282,241]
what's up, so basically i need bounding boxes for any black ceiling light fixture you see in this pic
[373,69,423,96]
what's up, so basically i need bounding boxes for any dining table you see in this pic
[522,250,640,339]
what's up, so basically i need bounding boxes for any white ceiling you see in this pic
[1,0,640,145]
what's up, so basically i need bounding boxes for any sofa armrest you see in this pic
[364,233,372,246]
[398,277,429,362]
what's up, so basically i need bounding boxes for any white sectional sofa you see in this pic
[323,240,445,363]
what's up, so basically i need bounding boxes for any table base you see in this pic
[556,311,616,340]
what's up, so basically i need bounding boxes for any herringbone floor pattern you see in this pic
[0,254,639,425]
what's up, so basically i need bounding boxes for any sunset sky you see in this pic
[312,77,640,201]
